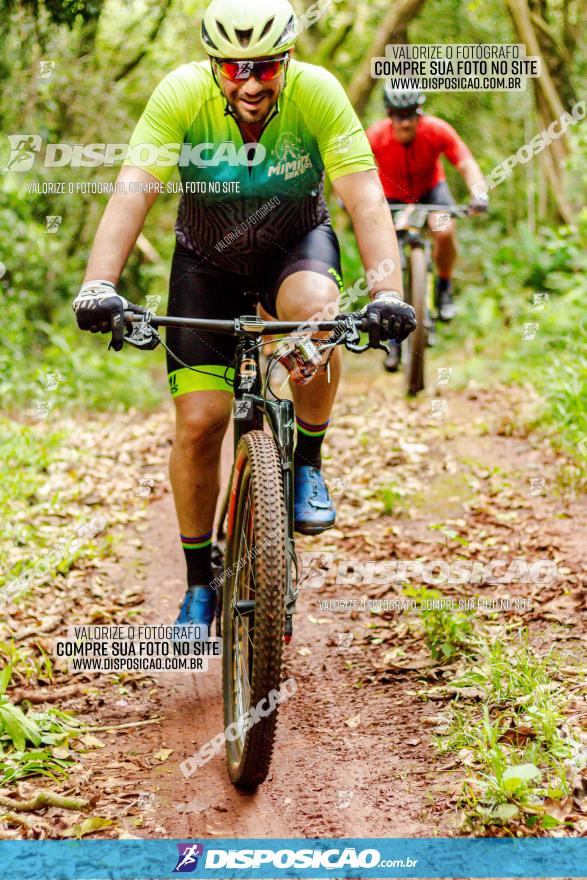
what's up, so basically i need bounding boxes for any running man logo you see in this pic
[4,134,42,172]
[268,133,312,181]
[173,843,204,873]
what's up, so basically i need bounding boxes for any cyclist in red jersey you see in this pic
[366,88,487,371]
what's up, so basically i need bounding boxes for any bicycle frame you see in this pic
[388,204,469,394]
[391,204,470,295]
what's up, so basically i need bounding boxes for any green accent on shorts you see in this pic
[168,365,235,396]
[327,266,344,293]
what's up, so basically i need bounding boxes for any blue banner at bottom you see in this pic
[0,838,585,878]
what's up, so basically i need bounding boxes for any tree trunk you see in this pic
[506,0,570,152]
[505,0,576,222]
[537,137,574,223]
[347,0,428,118]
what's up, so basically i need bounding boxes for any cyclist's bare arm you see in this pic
[457,156,486,198]
[83,167,161,284]
[333,169,404,299]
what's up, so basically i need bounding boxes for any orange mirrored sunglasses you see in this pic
[213,55,287,82]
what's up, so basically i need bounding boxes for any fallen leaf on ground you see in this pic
[153,748,173,763]
[79,734,105,749]
[62,817,114,838]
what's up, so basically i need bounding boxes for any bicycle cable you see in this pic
[153,320,352,403]
[155,333,237,389]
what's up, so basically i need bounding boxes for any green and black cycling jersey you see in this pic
[126,58,375,273]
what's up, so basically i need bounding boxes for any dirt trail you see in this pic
[18,355,585,840]
[91,401,435,839]
[110,488,433,839]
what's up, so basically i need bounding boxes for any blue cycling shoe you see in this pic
[175,585,216,633]
[294,465,336,535]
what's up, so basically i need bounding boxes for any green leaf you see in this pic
[502,763,541,792]
[0,706,26,752]
[542,814,563,829]
[0,704,42,749]
[0,666,12,696]
[496,803,519,821]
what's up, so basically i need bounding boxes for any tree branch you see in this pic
[113,0,173,83]
[0,791,90,813]
[315,19,353,68]
[347,0,428,118]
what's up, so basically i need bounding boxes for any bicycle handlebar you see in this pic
[389,203,471,217]
[124,310,368,336]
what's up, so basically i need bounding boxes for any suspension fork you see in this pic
[216,335,262,543]
[263,397,298,641]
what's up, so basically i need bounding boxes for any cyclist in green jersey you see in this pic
[73,0,416,628]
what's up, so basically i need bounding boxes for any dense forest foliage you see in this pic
[0,0,585,452]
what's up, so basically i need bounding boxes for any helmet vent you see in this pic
[274,14,296,47]
[201,21,218,49]
[259,17,274,40]
[215,20,230,41]
[234,27,254,47]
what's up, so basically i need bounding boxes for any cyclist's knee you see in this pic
[276,271,340,323]
[174,392,231,454]
[430,220,456,241]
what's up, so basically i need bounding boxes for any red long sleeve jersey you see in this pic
[365,114,472,201]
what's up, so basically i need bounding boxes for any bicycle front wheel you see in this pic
[404,246,428,396]
[222,430,287,789]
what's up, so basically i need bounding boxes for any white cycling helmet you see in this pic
[201,0,298,59]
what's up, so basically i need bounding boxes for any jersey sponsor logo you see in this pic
[267,133,312,181]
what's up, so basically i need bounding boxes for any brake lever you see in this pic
[344,340,369,353]
[344,340,391,354]
[123,309,161,350]
[337,313,391,354]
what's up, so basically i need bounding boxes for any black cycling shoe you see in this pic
[435,279,457,322]
[383,342,401,372]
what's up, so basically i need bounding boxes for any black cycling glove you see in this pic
[363,291,417,346]
[73,281,141,351]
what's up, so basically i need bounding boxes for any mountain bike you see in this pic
[390,203,469,396]
[121,307,384,789]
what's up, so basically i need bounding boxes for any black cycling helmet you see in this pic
[383,85,426,113]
